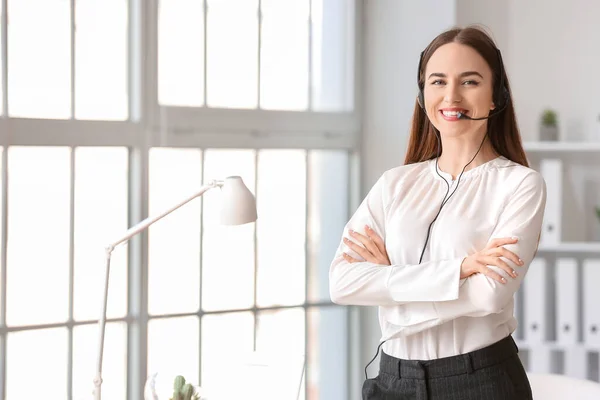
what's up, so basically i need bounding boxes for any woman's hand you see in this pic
[342,225,391,265]
[461,237,524,284]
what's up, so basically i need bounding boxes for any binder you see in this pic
[524,258,550,343]
[555,258,579,345]
[538,159,562,245]
[583,259,600,347]
[514,286,524,340]
[523,257,553,373]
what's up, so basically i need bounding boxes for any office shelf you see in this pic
[524,141,600,153]
[537,242,600,253]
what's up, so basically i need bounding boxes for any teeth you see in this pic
[442,110,464,117]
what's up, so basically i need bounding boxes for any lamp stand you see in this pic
[93,180,222,400]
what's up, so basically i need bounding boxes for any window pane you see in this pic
[201,312,254,391]
[307,307,347,400]
[256,150,306,307]
[148,317,200,390]
[202,150,255,312]
[75,0,128,120]
[257,307,305,354]
[74,147,128,321]
[148,148,202,315]
[207,0,258,109]
[7,147,70,326]
[8,0,70,118]
[308,151,349,303]
[73,323,127,400]
[158,0,204,107]
[311,0,355,112]
[256,308,306,400]
[260,0,309,110]
[7,328,68,400]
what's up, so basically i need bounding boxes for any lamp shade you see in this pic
[219,176,258,225]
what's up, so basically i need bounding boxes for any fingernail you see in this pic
[365,225,371,231]
[512,270,518,276]
[343,238,348,243]
[501,277,507,283]
[349,229,354,234]
[519,259,523,265]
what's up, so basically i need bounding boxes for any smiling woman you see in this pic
[330,26,545,400]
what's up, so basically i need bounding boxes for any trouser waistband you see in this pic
[379,335,519,380]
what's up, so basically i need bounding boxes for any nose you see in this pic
[443,82,462,104]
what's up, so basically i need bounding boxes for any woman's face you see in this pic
[423,42,495,137]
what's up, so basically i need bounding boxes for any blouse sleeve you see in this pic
[378,172,547,335]
[329,172,465,306]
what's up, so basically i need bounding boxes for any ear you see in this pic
[490,102,496,111]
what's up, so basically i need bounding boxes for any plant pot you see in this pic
[540,125,559,141]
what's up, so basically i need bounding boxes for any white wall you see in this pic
[457,0,600,142]
[456,0,509,54]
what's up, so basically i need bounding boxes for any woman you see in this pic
[329,26,546,399]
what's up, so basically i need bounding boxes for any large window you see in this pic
[0,1,358,399]
[157,0,355,112]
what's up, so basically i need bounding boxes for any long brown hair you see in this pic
[404,26,529,167]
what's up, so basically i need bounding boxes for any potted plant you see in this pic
[170,376,201,400]
[145,374,203,400]
[540,109,559,141]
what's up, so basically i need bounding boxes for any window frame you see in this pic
[0,0,364,398]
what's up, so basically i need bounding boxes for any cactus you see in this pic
[170,375,200,400]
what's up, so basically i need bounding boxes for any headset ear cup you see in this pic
[493,87,510,110]
[502,87,510,107]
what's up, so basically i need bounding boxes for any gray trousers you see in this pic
[362,335,532,400]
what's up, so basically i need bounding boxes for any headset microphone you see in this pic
[456,98,509,120]
[456,112,489,120]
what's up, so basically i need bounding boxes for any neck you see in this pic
[436,133,499,180]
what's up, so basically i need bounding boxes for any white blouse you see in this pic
[329,156,547,360]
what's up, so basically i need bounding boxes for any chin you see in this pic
[434,123,465,138]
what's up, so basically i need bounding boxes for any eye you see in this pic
[430,79,445,86]
[462,80,480,86]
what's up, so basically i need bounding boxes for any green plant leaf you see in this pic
[541,109,558,127]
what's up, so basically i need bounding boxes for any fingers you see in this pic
[348,229,380,256]
[488,236,519,250]
[492,247,524,267]
[480,255,518,279]
[343,237,370,261]
[364,226,386,255]
[477,263,507,284]
[342,252,360,263]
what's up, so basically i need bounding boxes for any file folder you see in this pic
[523,257,553,373]
[583,259,600,347]
[524,258,550,343]
[555,258,579,345]
[538,159,562,245]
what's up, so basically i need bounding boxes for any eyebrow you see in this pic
[427,71,484,79]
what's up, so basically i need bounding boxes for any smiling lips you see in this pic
[439,108,468,121]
